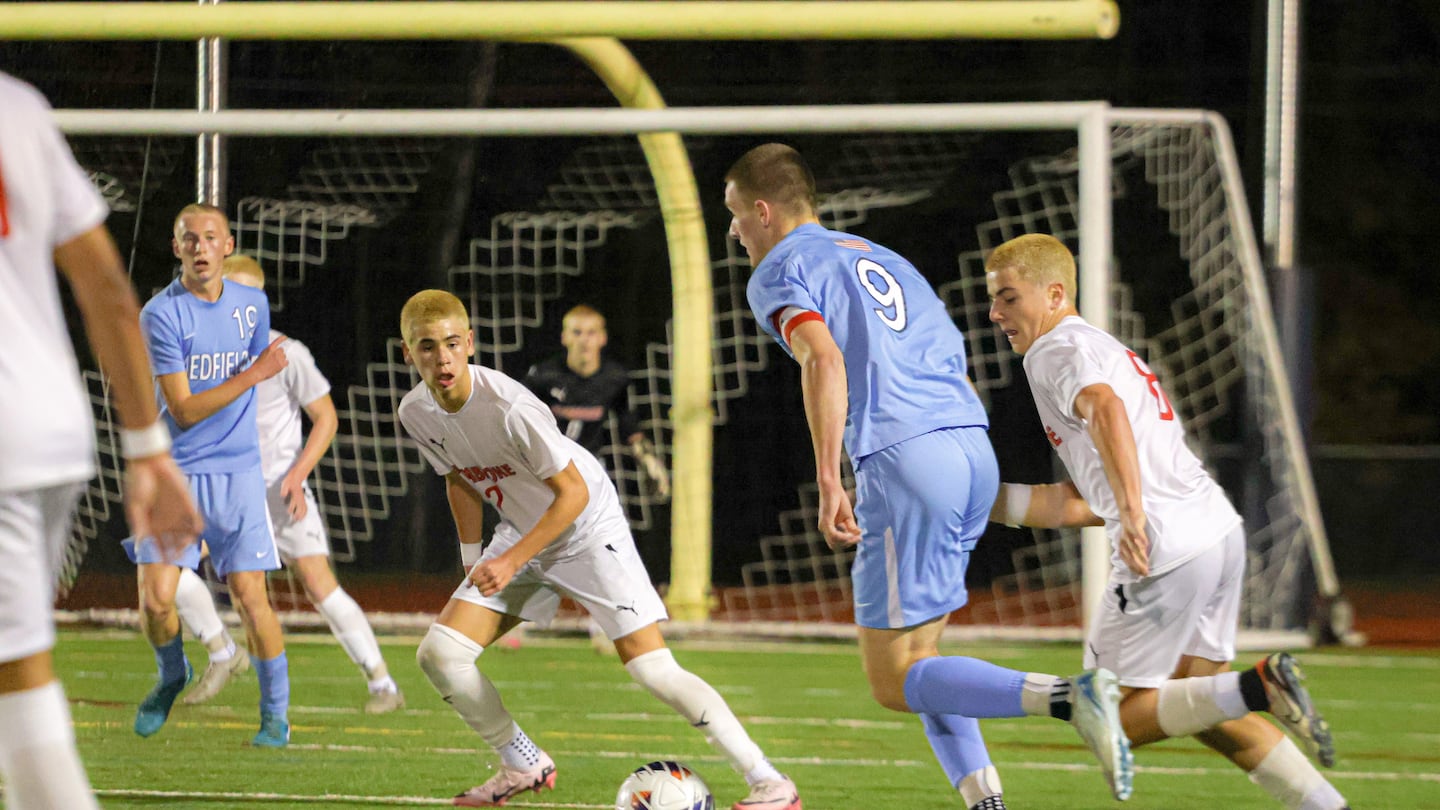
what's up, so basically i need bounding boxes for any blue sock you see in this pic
[153,634,189,685]
[903,656,1026,718]
[921,713,993,789]
[252,651,290,717]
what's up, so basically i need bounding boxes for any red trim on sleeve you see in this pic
[781,310,825,346]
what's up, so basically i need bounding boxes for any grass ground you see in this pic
[59,630,1440,809]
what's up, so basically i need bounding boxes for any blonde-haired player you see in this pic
[162,255,404,712]
[986,233,1349,810]
[398,290,801,810]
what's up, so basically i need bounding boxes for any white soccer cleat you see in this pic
[182,652,250,705]
[1068,668,1134,801]
[364,686,405,715]
[1257,652,1336,767]
[452,753,557,807]
[732,775,802,810]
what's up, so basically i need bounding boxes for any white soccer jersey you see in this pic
[1023,316,1241,583]
[254,329,332,484]
[0,73,110,492]
[397,364,625,545]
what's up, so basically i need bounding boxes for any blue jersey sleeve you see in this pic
[140,298,185,377]
[746,257,821,354]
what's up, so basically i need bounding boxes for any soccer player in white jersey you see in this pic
[985,233,1349,810]
[397,290,801,810]
[0,71,202,809]
[161,255,405,712]
[133,203,294,747]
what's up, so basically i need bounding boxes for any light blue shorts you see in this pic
[130,467,278,578]
[851,426,999,629]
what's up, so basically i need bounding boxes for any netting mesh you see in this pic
[66,120,1319,631]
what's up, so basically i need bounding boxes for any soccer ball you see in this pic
[614,760,715,810]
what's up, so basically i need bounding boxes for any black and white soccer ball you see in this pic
[614,760,715,810]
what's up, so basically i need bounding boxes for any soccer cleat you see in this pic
[1257,652,1336,767]
[1068,668,1134,801]
[364,686,406,715]
[452,753,557,807]
[134,660,193,737]
[182,652,250,705]
[732,775,802,810]
[252,711,290,748]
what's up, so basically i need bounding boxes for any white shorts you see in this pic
[265,479,330,561]
[0,483,82,663]
[451,520,667,641]
[1084,526,1244,689]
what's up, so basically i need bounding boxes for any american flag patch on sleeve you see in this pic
[833,238,871,251]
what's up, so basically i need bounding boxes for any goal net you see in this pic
[59,106,1331,640]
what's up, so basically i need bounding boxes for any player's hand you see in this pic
[468,555,519,597]
[124,453,203,562]
[637,450,670,499]
[250,335,289,382]
[818,479,861,550]
[1118,510,1151,576]
[280,470,307,520]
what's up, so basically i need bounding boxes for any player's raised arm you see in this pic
[156,334,288,430]
[1072,382,1150,575]
[54,225,201,556]
[787,317,861,551]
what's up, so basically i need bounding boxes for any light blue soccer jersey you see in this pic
[139,277,270,473]
[747,223,987,460]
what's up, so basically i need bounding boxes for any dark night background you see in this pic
[4,2,1438,586]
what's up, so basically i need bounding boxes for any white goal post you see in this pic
[53,102,1339,641]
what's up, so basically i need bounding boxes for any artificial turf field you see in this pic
[57,629,1440,809]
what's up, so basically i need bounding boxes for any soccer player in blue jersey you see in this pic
[133,203,293,747]
[726,143,1134,808]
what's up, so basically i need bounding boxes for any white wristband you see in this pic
[1002,483,1033,528]
[119,422,172,460]
[460,542,483,567]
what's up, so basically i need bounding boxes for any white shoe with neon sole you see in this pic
[1069,668,1134,801]
[1258,652,1336,767]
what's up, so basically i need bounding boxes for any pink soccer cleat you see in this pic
[452,753,557,807]
[732,775,801,810]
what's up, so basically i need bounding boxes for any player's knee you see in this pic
[416,624,481,686]
[624,648,684,697]
[869,682,911,713]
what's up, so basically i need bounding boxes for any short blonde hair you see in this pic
[172,203,230,235]
[223,254,265,288]
[986,233,1077,302]
[724,143,818,218]
[400,289,470,345]
[562,303,605,330]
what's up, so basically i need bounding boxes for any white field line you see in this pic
[94,789,603,808]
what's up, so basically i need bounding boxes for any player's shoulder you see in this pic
[224,278,270,307]
[0,73,51,117]
[139,279,184,319]
[526,354,567,378]
[397,381,435,422]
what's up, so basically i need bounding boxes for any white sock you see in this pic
[368,675,398,694]
[959,765,1003,808]
[1157,673,1251,737]
[1248,737,1346,810]
[174,566,234,658]
[317,588,385,679]
[1019,672,1060,717]
[416,624,522,750]
[496,723,544,770]
[0,681,100,810]
[625,648,780,783]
